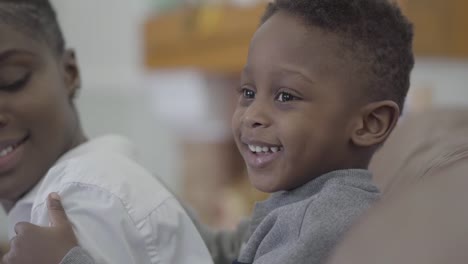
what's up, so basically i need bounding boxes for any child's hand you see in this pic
[2,193,78,264]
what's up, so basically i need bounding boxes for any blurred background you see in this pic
[50,0,468,228]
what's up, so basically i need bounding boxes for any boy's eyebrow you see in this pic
[278,64,315,84]
[0,49,34,62]
[243,64,315,84]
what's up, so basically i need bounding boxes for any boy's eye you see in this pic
[276,92,297,102]
[242,88,256,99]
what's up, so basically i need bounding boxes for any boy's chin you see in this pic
[248,171,285,193]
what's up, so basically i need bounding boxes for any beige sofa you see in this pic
[328,108,468,264]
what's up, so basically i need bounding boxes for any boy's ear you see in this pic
[61,49,81,100]
[350,101,400,147]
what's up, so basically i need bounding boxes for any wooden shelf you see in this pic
[398,0,468,58]
[144,1,468,73]
[144,3,267,73]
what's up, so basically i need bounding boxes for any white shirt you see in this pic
[8,135,213,264]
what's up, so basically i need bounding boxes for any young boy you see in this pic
[0,0,212,263]
[1,0,414,263]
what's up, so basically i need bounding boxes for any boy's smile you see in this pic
[241,138,284,169]
[232,11,366,193]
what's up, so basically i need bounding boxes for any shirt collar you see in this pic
[58,135,137,163]
[7,135,136,237]
[21,134,136,205]
[249,169,373,234]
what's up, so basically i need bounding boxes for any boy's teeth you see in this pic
[248,145,282,154]
[0,146,14,157]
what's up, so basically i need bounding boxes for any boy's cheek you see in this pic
[231,113,243,132]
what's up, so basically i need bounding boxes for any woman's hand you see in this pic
[2,193,79,264]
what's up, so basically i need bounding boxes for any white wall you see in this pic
[51,0,148,88]
[411,58,468,106]
[50,0,183,191]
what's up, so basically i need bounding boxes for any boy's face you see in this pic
[0,23,84,201]
[232,12,364,193]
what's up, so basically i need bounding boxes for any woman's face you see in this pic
[0,23,85,202]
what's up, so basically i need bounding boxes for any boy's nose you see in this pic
[243,101,272,129]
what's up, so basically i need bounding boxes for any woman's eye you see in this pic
[242,88,255,99]
[276,92,297,102]
[0,71,31,92]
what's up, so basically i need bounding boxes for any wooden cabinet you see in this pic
[144,3,267,73]
[144,1,468,72]
[398,0,468,57]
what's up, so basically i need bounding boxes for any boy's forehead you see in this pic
[251,12,316,61]
[248,13,352,81]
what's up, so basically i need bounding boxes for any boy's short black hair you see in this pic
[261,0,414,111]
[0,0,65,55]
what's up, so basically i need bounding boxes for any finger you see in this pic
[2,238,17,264]
[8,236,16,246]
[47,193,70,227]
[2,249,17,264]
[13,222,35,236]
[2,253,10,264]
